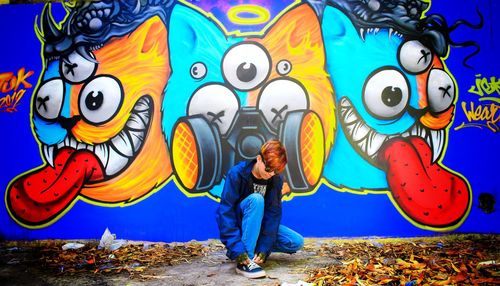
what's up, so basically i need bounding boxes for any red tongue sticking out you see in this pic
[7,147,104,226]
[378,136,470,228]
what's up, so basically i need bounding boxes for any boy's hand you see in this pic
[253,252,266,264]
[236,253,251,265]
[281,182,291,196]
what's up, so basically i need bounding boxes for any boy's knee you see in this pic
[295,235,304,250]
[247,193,265,207]
[241,193,264,213]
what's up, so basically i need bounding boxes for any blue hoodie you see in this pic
[216,160,283,260]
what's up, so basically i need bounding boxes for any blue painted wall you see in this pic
[0,0,498,242]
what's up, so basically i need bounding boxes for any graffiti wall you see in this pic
[0,0,498,241]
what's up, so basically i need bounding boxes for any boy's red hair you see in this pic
[260,140,287,174]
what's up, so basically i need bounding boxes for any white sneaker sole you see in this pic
[235,268,266,278]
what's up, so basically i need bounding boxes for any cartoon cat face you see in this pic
[7,16,171,227]
[163,4,335,196]
[322,6,456,188]
[321,5,470,229]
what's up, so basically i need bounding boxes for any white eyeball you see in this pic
[60,51,97,83]
[363,68,410,119]
[188,84,239,134]
[276,60,292,76]
[258,79,308,129]
[190,62,207,80]
[399,40,433,74]
[35,78,64,120]
[427,69,455,113]
[222,42,271,91]
[79,75,123,124]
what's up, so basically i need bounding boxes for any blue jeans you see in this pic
[239,193,304,258]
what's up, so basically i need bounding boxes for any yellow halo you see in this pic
[227,4,270,25]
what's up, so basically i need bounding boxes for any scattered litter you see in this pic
[282,281,314,286]
[7,258,20,265]
[98,228,127,250]
[477,260,498,268]
[98,227,115,250]
[62,243,85,250]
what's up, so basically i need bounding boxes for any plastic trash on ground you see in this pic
[62,242,85,250]
[282,281,314,286]
[98,227,127,250]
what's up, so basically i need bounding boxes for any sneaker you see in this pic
[235,260,266,278]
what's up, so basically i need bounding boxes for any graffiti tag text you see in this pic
[0,68,34,112]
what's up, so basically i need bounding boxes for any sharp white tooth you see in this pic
[126,113,146,131]
[128,130,145,152]
[69,137,78,149]
[366,132,388,157]
[94,143,109,169]
[344,108,358,124]
[430,129,445,162]
[58,140,65,149]
[106,146,129,176]
[359,28,365,41]
[419,125,427,138]
[374,28,380,34]
[64,136,70,146]
[134,98,150,112]
[388,28,394,38]
[86,144,95,152]
[43,145,55,167]
[136,110,150,125]
[401,131,410,138]
[340,97,350,107]
[409,124,418,137]
[351,121,370,142]
[76,141,87,150]
[111,131,134,157]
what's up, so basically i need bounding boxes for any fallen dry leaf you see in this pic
[307,234,499,286]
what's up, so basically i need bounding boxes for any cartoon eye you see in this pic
[188,84,239,134]
[60,51,97,83]
[222,42,271,91]
[35,78,64,120]
[258,79,308,129]
[276,60,292,76]
[427,69,455,113]
[79,75,123,124]
[190,62,207,80]
[363,68,410,119]
[399,40,433,74]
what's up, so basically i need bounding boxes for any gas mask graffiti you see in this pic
[171,105,324,193]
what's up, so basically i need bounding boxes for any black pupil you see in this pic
[85,91,103,111]
[192,65,198,75]
[382,86,402,107]
[237,62,257,82]
[282,62,289,71]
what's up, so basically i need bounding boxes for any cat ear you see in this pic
[263,4,323,48]
[169,5,226,54]
[130,16,167,56]
[322,6,359,42]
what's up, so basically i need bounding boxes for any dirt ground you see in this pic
[0,239,331,286]
[1,235,498,286]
